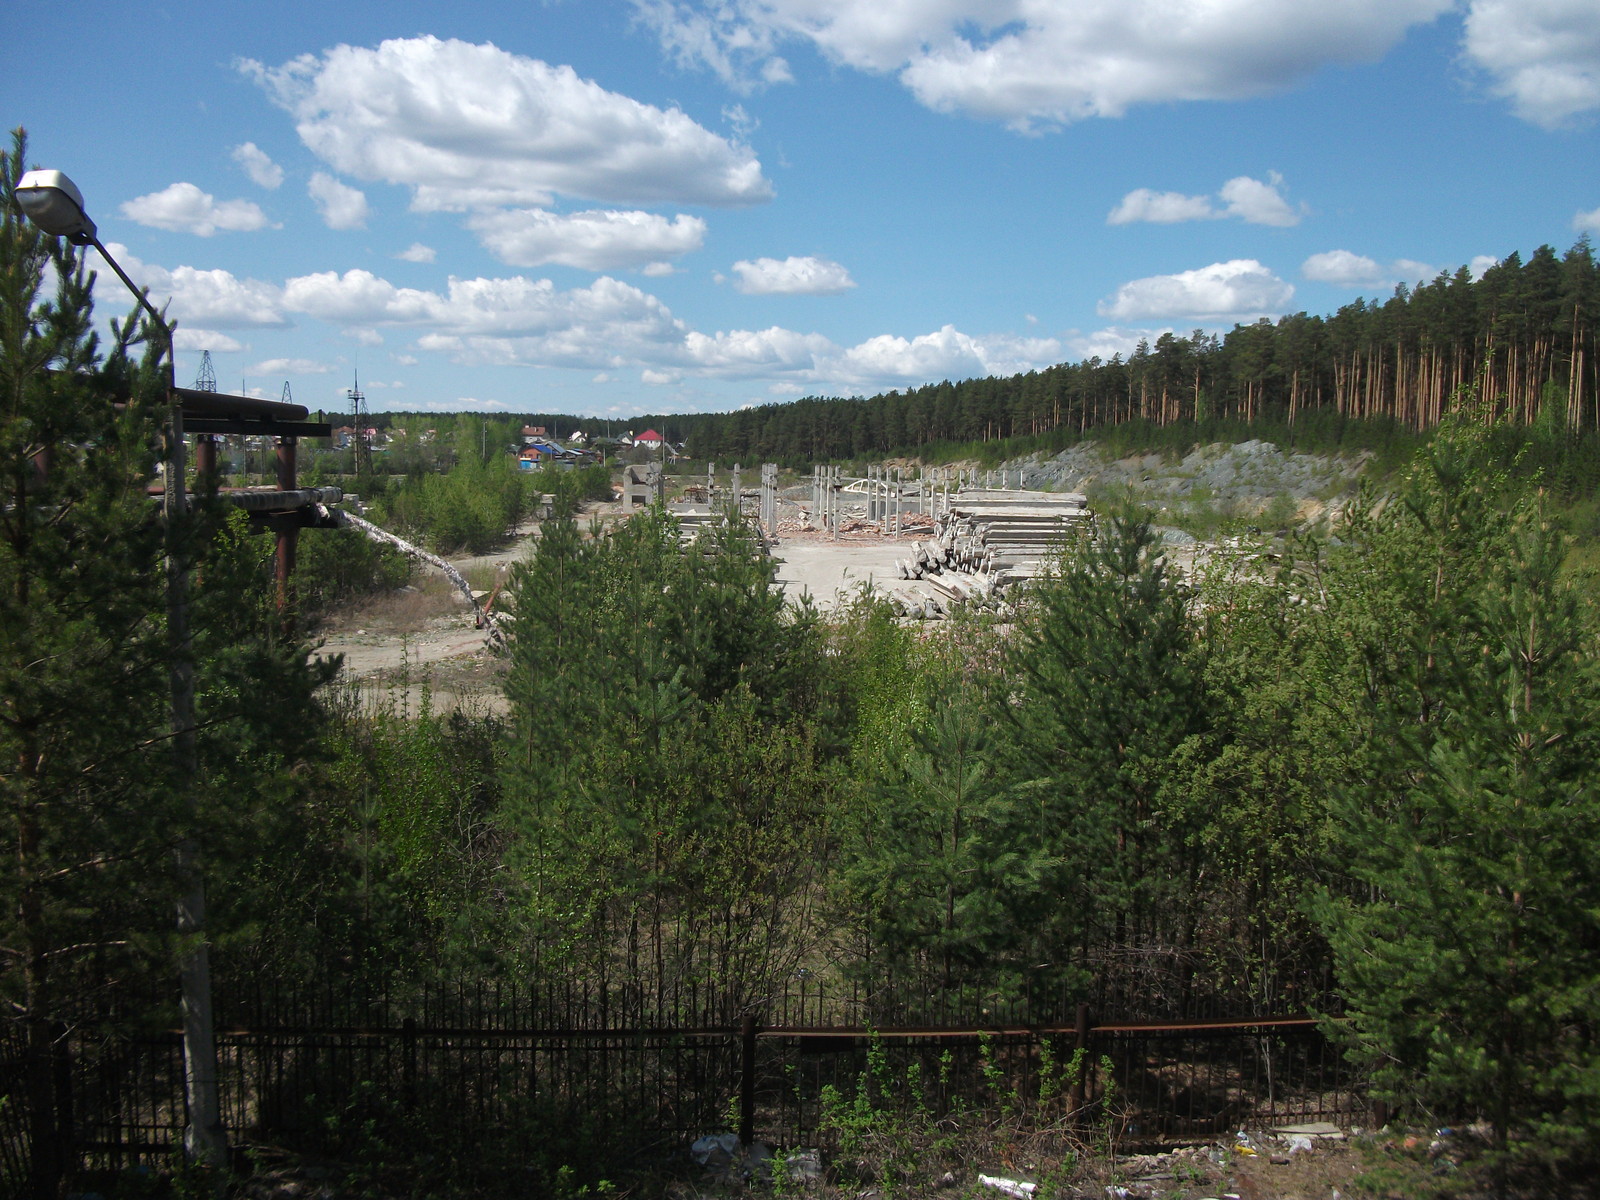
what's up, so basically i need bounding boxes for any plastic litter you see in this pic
[784,1148,823,1183]
[690,1132,739,1170]
[1272,1121,1345,1139]
[1287,1134,1315,1154]
[977,1174,1037,1197]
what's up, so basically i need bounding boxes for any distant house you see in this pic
[518,441,584,470]
[567,429,587,445]
[521,424,548,445]
[634,429,665,450]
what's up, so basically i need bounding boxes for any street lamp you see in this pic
[15,171,173,381]
[13,170,223,1166]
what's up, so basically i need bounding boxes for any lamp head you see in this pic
[14,169,97,245]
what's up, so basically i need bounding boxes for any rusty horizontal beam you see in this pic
[173,386,308,422]
[135,1014,1330,1042]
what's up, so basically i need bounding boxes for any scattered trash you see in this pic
[1287,1134,1315,1154]
[1272,1121,1345,1140]
[977,1174,1037,1197]
[784,1148,823,1183]
[690,1132,740,1170]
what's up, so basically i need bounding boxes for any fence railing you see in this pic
[5,999,1368,1186]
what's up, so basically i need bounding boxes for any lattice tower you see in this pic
[346,370,370,476]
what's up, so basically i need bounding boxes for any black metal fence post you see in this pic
[1071,1003,1091,1120]
[739,1014,757,1146]
[402,1017,417,1113]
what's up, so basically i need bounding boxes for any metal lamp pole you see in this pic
[14,170,224,1165]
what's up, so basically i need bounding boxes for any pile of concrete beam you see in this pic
[895,524,985,579]
[892,525,1011,617]
[886,490,1091,619]
[941,490,1090,582]
[668,504,773,556]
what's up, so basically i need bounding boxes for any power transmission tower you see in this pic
[346,371,370,477]
[194,349,217,391]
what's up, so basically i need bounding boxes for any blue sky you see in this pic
[4,0,1598,416]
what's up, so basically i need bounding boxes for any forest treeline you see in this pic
[561,239,1598,465]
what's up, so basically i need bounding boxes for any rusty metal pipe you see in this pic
[274,438,298,617]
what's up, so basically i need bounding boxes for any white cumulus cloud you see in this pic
[232,143,284,189]
[242,35,772,209]
[683,326,837,371]
[469,209,707,270]
[282,269,436,324]
[1066,326,1173,362]
[729,255,856,294]
[308,172,370,230]
[817,327,1061,390]
[251,357,335,375]
[1217,173,1301,226]
[1109,173,1300,226]
[1099,259,1293,321]
[1302,249,1385,285]
[89,244,288,329]
[120,182,275,236]
[282,268,689,371]
[173,329,245,353]
[396,243,437,263]
[1303,250,1437,287]
[635,0,1452,131]
[1108,189,1218,225]
[1463,0,1600,128]
[1391,258,1437,285]
[1575,206,1600,235]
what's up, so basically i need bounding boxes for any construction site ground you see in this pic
[315,437,1296,716]
[315,497,968,716]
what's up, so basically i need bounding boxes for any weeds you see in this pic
[810,1033,1123,1199]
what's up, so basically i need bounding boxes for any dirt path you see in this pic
[313,521,544,715]
[313,502,638,714]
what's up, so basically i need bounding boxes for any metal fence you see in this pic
[3,978,1368,1185]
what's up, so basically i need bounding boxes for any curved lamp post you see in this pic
[13,170,223,1166]
[14,171,174,385]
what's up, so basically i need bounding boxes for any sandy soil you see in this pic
[770,533,940,611]
[314,498,1011,714]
